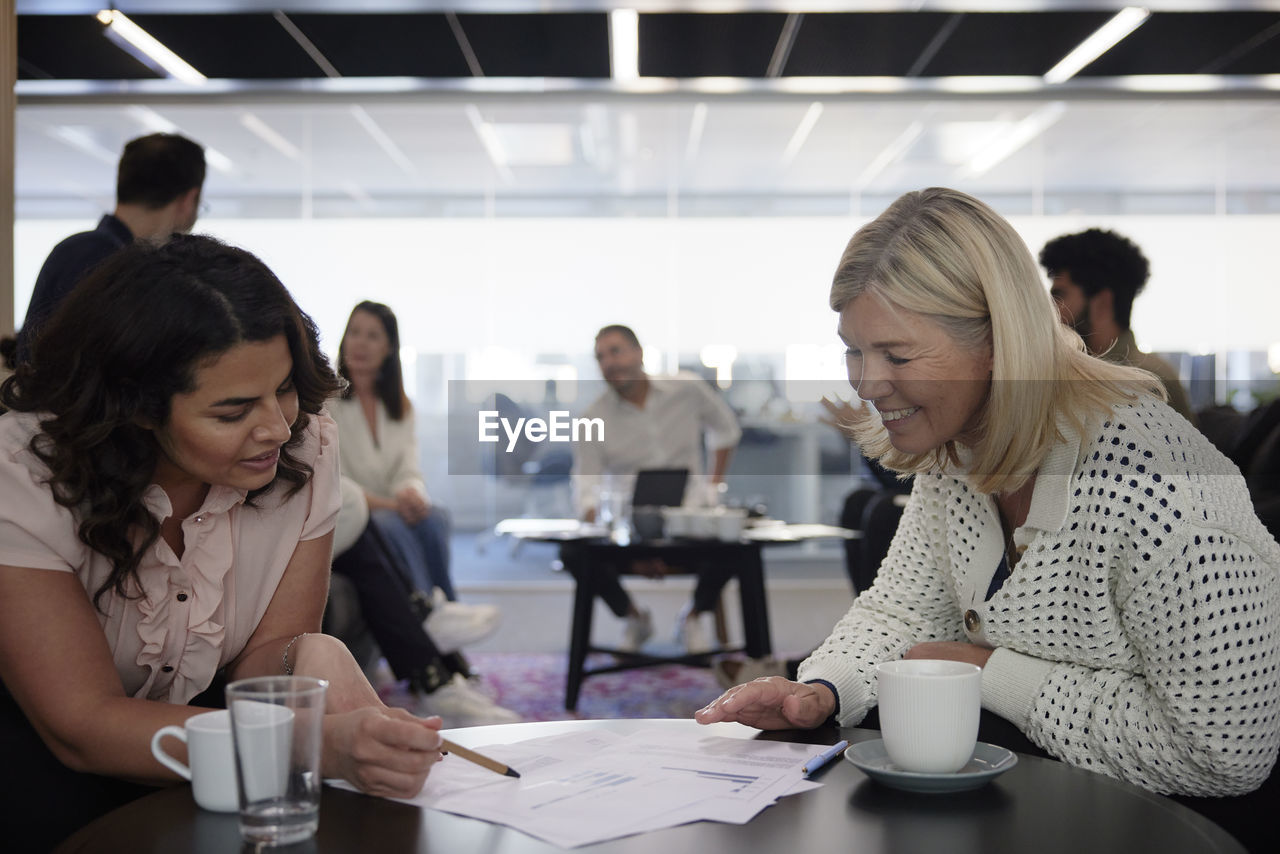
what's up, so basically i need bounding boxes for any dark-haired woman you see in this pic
[0,236,442,851]
[331,301,500,654]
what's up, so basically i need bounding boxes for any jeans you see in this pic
[369,505,456,601]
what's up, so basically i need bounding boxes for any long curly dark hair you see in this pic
[336,300,409,421]
[0,234,340,609]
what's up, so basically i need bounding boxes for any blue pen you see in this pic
[801,739,850,776]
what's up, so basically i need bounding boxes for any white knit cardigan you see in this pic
[798,397,1280,796]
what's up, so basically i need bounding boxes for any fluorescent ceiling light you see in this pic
[963,102,1066,177]
[350,106,417,176]
[610,10,639,82]
[239,113,301,161]
[781,102,823,166]
[96,10,206,85]
[685,103,707,163]
[855,121,924,190]
[487,123,577,166]
[47,125,117,165]
[464,104,515,183]
[1043,7,1150,85]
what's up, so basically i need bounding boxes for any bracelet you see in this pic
[282,633,309,676]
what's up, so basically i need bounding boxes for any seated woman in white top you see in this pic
[329,301,499,653]
[696,188,1279,848]
[0,236,442,850]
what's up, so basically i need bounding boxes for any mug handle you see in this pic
[150,725,192,781]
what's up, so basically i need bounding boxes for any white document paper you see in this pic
[331,728,834,848]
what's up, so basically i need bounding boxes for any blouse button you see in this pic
[176,592,188,602]
[161,665,174,673]
[964,609,982,633]
[194,515,206,524]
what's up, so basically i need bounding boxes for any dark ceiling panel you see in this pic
[926,12,1110,77]
[1215,21,1280,74]
[640,13,786,78]
[17,15,159,80]
[290,13,472,77]
[459,13,609,78]
[785,12,959,77]
[1084,12,1280,75]
[132,14,321,79]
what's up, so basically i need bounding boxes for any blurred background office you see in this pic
[4,2,1280,657]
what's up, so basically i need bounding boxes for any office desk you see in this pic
[55,719,1245,854]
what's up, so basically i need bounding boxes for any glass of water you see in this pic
[226,675,328,846]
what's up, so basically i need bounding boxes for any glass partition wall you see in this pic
[15,94,1280,527]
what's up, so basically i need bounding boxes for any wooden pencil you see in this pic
[441,738,521,778]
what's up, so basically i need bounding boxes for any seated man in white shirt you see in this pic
[571,324,742,653]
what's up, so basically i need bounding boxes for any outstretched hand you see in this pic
[694,677,836,731]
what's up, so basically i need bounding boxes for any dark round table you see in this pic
[54,718,1245,854]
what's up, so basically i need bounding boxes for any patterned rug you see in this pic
[383,652,726,722]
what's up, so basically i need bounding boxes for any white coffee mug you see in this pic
[151,710,237,812]
[876,659,982,774]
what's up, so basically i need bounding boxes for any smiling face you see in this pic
[150,334,299,496]
[839,293,993,456]
[340,308,394,379]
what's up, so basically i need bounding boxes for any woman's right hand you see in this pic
[694,677,836,730]
[323,705,444,799]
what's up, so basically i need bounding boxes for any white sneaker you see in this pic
[413,674,522,728]
[423,589,501,654]
[678,608,717,655]
[431,587,501,628]
[618,608,653,652]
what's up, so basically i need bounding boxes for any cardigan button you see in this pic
[964,609,982,633]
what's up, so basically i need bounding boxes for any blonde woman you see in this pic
[696,188,1279,848]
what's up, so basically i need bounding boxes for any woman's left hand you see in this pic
[323,706,444,799]
[905,642,995,668]
[395,487,430,524]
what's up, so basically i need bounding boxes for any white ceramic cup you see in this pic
[876,659,982,774]
[150,710,237,812]
[716,507,748,541]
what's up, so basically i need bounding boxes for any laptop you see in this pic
[631,468,690,508]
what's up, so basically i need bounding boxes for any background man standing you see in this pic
[16,133,206,363]
[1040,227,1195,423]
[572,324,742,653]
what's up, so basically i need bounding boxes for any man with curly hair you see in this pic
[1040,228,1195,423]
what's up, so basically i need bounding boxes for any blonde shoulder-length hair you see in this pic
[830,187,1164,495]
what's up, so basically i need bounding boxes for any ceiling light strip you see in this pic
[767,13,804,78]
[273,11,342,79]
[685,102,707,163]
[350,106,418,176]
[781,101,823,165]
[464,104,514,183]
[446,11,486,77]
[855,120,924,190]
[95,10,206,86]
[1043,7,1151,85]
[610,9,640,82]
[963,101,1066,177]
[240,112,301,160]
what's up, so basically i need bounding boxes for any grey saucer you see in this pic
[845,740,1018,793]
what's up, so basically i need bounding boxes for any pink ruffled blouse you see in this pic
[0,410,341,704]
